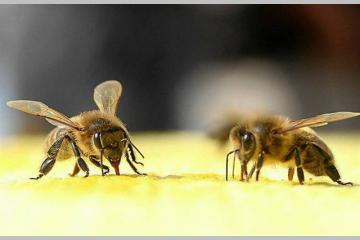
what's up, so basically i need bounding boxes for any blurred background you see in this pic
[1,5,360,137]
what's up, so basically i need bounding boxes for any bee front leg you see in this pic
[294,148,305,184]
[240,163,248,181]
[125,152,147,176]
[67,137,89,178]
[246,162,256,181]
[30,136,65,180]
[89,155,110,175]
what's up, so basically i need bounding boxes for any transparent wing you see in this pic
[94,80,122,115]
[7,100,83,130]
[276,112,360,134]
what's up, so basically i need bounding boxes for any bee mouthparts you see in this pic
[110,159,120,175]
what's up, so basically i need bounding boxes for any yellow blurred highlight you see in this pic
[1,132,360,236]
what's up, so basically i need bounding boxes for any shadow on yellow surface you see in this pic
[0,132,360,235]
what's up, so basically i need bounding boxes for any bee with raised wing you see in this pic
[226,112,360,185]
[7,80,146,179]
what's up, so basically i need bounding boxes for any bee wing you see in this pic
[93,80,122,115]
[7,100,83,130]
[276,112,360,134]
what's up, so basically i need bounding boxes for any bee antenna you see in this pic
[226,149,238,181]
[130,141,145,159]
[124,137,145,159]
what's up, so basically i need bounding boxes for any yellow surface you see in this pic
[0,131,360,236]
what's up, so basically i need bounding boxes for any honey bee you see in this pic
[7,80,146,179]
[225,112,360,185]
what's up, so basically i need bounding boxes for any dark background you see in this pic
[1,5,360,136]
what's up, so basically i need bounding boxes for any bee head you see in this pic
[93,128,127,175]
[230,126,256,162]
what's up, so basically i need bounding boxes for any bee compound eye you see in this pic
[94,132,103,149]
[242,132,254,151]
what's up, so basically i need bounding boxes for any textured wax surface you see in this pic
[0,132,360,236]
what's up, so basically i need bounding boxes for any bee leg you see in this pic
[77,158,89,178]
[125,152,147,176]
[294,148,305,184]
[89,155,110,175]
[69,164,80,177]
[336,180,353,186]
[128,144,144,166]
[30,136,65,180]
[255,151,265,181]
[324,165,353,186]
[30,158,55,180]
[246,162,256,181]
[240,163,248,181]
[307,144,353,186]
[67,137,89,178]
[288,167,295,181]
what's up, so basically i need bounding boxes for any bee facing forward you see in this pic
[226,112,360,185]
[7,80,146,179]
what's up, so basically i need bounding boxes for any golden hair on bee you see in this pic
[226,112,360,186]
[7,80,146,180]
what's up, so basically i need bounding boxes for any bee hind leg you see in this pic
[89,155,110,175]
[336,180,353,186]
[30,136,65,180]
[30,157,55,180]
[325,165,353,186]
[311,144,353,186]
